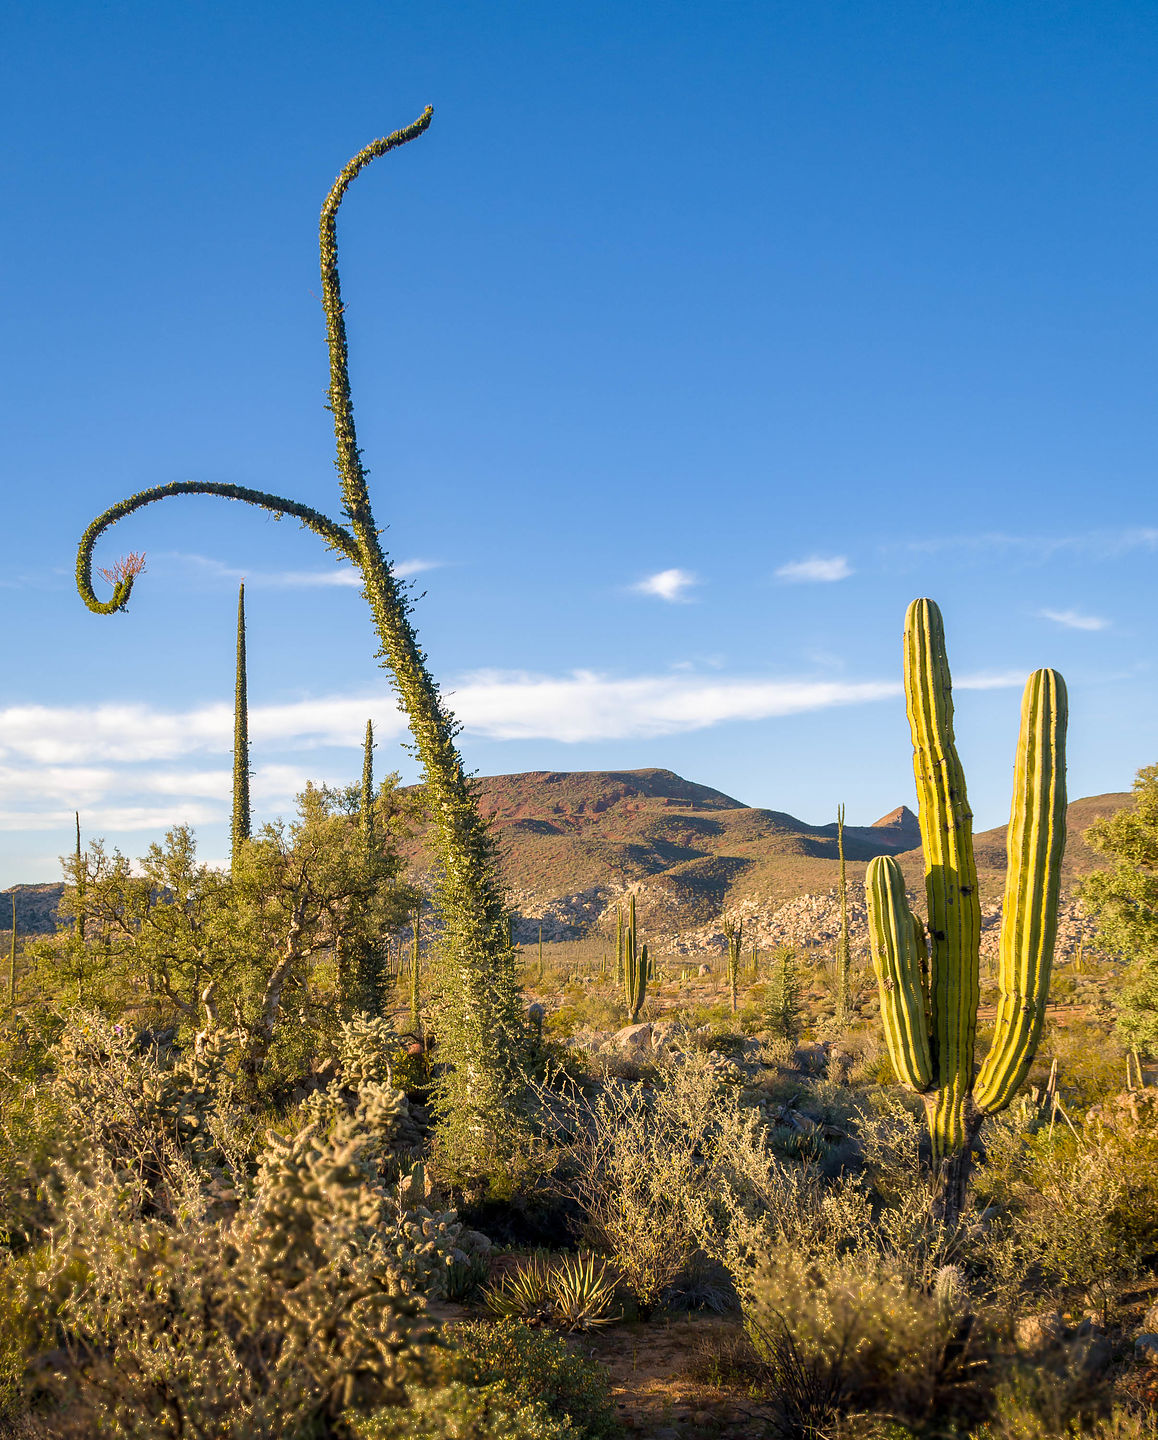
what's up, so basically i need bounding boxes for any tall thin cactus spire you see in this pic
[231,583,251,872]
[73,812,84,944]
[360,719,375,858]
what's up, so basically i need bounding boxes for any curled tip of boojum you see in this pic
[79,548,147,614]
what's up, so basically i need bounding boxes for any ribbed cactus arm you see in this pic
[975,668,1068,1113]
[904,598,982,1154]
[866,856,934,1091]
[77,481,360,613]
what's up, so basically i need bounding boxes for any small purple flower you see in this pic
[113,1024,123,1036]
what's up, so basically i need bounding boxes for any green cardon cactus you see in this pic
[866,598,1067,1219]
[622,895,647,1023]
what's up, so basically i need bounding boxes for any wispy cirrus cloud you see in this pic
[896,526,1158,566]
[1039,608,1109,632]
[631,568,699,602]
[158,552,443,589]
[775,555,853,583]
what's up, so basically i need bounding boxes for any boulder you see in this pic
[1015,1311,1066,1350]
[613,1023,653,1051]
[1136,1334,1158,1366]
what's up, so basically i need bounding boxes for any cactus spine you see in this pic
[231,583,251,873]
[835,803,851,1024]
[623,895,647,1023]
[866,599,1067,1211]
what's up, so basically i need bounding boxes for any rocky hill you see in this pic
[400,768,1130,950]
[6,772,1131,958]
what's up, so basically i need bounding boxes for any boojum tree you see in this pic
[232,582,252,874]
[865,598,1067,1221]
[74,110,529,1165]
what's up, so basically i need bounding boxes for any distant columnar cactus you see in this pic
[231,583,251,873]
[866,599,1067,1216]
[723,916,743,1015]
[74,111,530,1162]
[623,895,648,1023]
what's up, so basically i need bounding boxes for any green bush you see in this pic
[353,1381,574,1440]
[447,1321,620,1439]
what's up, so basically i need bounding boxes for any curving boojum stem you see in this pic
[75,109,530,1164]
[865,599,1067,1221]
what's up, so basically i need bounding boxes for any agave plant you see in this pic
[548,1253,618,1331]
[482,1253,618,1331]
[482,1256,556,1325]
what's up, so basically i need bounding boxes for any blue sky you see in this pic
[2,1,1156,884]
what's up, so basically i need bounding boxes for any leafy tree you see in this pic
[50,827,229,1017]
[1080,762,1158,1053]
[225,782,419,1077]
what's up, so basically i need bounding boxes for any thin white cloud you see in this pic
[632,569,699,602]
[1039,608,1109,632]
[0,803,222,834]
[449,670,897,741]
[898,527,1158,565]
[775,555,853,583]
[159,552,441,589]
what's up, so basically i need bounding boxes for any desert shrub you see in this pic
[570,1079,698,1310]
[978,1353,1158,1440]
[352,1381,574,1440]
[744,1249,972,1429]
[356,1318,622,1439]
[447,1320,620,1439]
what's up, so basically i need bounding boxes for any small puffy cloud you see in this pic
[1039,608,1108,632]
[775,555,853,584]
[632,569,699,602]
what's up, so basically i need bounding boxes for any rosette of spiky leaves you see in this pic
[74,109,530,1173]
[548,1254,618,1331]
[482,1256,556,1325]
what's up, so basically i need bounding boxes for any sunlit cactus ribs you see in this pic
[865,598,1067,1217]
[74,109,530,1166]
